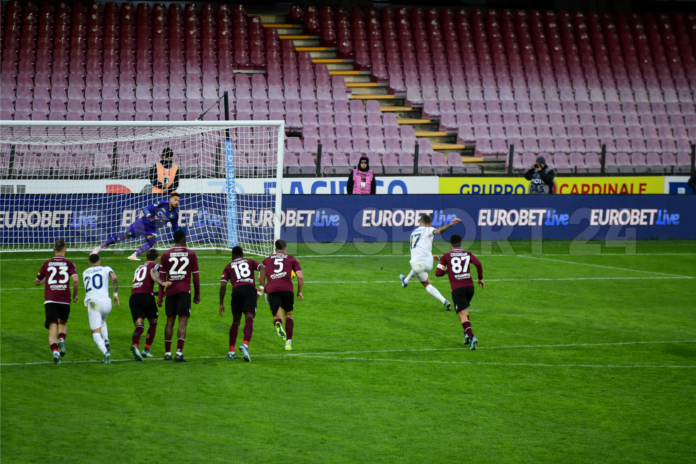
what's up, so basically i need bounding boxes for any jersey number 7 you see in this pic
[410,233,422,249]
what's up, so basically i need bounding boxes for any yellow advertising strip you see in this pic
[439,177,665,195]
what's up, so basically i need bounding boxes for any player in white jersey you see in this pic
[83,254,120,363]
[400,214,461,310]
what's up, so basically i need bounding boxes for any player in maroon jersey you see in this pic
[435,234,485,350]
[157,230,200,362]
[34,239,79,364]
[260,239,304,351]
[219,245,266,362]
[130,248,171,361]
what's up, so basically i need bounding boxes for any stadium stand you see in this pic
[0,2,695,177]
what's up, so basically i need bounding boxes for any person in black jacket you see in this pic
[524,156,556,194]
[688,170,696,194]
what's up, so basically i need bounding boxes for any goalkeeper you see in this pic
[92,193,181,261]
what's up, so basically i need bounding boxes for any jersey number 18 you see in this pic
[230,262,251,279]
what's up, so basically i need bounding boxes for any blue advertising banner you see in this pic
[274,195,695,243]
[0,195,693,246]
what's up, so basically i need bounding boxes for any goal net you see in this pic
[0,121,284,256]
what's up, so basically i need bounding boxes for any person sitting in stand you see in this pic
[346,156,377,195]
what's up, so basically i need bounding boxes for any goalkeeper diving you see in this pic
[92,193,181,261]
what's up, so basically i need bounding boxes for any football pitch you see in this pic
[1,240,695,463]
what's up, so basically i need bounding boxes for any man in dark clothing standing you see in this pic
[524,155,556,194]
[150,147,180,194]
[346,156,377,194]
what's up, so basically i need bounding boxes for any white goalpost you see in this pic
[0,120,284,256]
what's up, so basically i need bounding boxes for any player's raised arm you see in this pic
[433,217,461,235]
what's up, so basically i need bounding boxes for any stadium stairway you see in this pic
[257,11,495,174]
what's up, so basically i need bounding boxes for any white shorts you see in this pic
[410,260,433,283]
[86,298,112,331]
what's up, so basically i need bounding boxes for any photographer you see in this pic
[524,156,556,195]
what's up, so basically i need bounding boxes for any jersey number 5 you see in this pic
[273,258,284,273]
[168,256,190,275]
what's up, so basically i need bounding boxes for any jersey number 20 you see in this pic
[83,274,103,293]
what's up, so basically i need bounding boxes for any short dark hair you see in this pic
[420,214,432,225]
[232,246,244,259]
[146,249,159,260]
[54,239,66,252]
[162,147,174,158]
[174,230,186,244]
[170,192,180,199]
[89,254,100,264]
[450,234,462,247]
[275,239,287,251]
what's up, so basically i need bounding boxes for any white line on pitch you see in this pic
[294,355,696,369]
[2,339,694,367]
[519,255,694,279]
[4,252,696,262]
[0,275,691,292]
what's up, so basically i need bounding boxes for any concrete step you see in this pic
[350,94,398,100]
[317,62,355,71]
[328,70,370,76]
[296,46,337,52]
[278,35,319,41]
[290,39,322,47]
[257,14,289,24]
[349,84,388,95]
[431,142,467,153]
[414,131,456,144]
[305,50,340,59]
[380,107,421,118]
[266,25,304,35]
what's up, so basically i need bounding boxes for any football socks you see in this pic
[92,333,108,355]
[132,325,144,346]
[425,284,447,304]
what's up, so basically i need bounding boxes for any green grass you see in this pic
[2,240,696,463]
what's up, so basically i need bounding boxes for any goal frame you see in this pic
[0,120,285,252]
